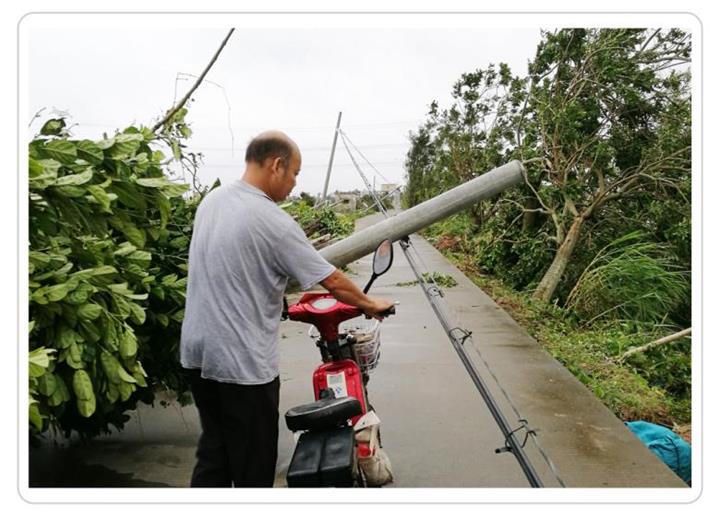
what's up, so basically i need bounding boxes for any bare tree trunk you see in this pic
[152,28,235,133]
[533,215,585,302]
[618,328,691,362]
[470,201,485,227]
[522,197,541,232]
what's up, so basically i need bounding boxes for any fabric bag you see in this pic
[355,423,393,486]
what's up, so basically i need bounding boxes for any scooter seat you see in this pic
[285,396,362,432]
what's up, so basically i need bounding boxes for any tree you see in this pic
[525,29,691,302]
[405,29,692,306]
[404,63,528,225]
[28,116,195,437]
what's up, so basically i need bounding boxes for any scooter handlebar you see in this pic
[379,305,396,317]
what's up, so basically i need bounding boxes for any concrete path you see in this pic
[29,214,686,488]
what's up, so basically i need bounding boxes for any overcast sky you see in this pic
[27,26,541,195]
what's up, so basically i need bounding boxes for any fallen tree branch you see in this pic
[152,28,235,133]
[618,328,691,362]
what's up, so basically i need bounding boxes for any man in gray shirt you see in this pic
[180,130,394,487]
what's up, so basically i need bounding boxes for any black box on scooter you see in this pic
[287,426,356,487]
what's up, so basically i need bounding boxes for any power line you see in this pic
[69,119,424,132]
[152,28,235,133]
[341,133,565,488]
[191,142,408,152]
[200,160,404,170]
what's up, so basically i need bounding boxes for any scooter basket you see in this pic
[342,318,381,373]
[309,318,382,374]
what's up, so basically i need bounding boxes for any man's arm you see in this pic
[320,269,394,319]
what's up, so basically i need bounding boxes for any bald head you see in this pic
[242,130,302,202]
[245,130,300,167]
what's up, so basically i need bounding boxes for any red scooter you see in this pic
[284,240,396,487]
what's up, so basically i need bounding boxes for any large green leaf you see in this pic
[64,283,94,305]
[73,369,95,417]
[123,224,146,248]
[117,364,137,384]
[76,140,105,165]
[72,369,94,400]
[28,157,43,178]
[66,341,84,369]
[44,140,77,164]
[78,320,101,344]
[54,185,88,198]
[103,319,119,351]
[29,348,54,377]
[164,183,189,198]
[131,361,148,387]
[37,372,58,396]
[29,251,52,267]
[109,282,148,300]
[135,176,189,197]
[45,282,72,302]
[89,265,118,276]
[96,137,115,150]
[118,382,134,402]
[126,250,152,266]
[100,352,121,384]
[29,402,44,431]
[86,184,113,213]
[48,375,70,407]
[110,182,147,211]
[55,168,93,186]
[77,303,103,321]
[155,192,171,228]
[135,177,171,188]
[29,159,62,189]
[117,364,137,383]
[128,302,146,325]
[56,325,78,349]
[113,242,137,257]
[40,118,66,136]
[109,133,143,159]
[112,294,132,319]
[77,397,96,418]
[119,330,138,359]
[132,371,148,388]
[105,383,119,403]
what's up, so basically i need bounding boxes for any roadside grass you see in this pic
[395,271,458,288]
[421,216,690,435]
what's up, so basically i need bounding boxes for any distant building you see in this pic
[380,184,402,209]
[330,191,360,212]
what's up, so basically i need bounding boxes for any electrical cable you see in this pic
[340,130,566,488]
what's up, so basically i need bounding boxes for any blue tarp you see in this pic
[626,420,691,485]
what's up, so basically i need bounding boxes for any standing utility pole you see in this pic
[320,111,342,205]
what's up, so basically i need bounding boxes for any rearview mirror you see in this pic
[372,239,393,276]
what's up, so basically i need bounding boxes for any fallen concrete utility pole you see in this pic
[340,147,559,487]
[318,160,524,268]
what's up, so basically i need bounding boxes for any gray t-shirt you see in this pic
[180,179,336,384]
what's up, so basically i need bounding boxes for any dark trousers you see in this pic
[184,368,280,487]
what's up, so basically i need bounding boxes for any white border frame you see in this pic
[17,11,703,505]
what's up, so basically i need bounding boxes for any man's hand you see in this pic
[363,298,396,321]
[320,269,395,320]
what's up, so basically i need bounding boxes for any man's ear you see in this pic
[271,157,284,175]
